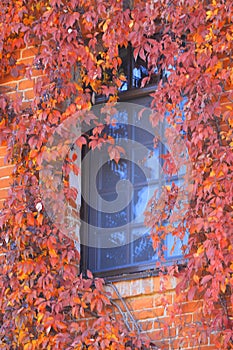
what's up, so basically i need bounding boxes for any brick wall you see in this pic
[0,47,223,349]
[0,47,41,208]
[0,46,42,109]
[0,145,13,209]
[102,276,216,350]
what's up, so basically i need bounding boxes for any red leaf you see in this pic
[201,275,212,285]
[87,269,93,279]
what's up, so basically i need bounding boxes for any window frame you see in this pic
[80,48,185,280]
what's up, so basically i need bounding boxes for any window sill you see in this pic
[95,84,157,104]
[98,260,187,283]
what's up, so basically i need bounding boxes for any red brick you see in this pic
[153,276,162,292]
[114,280,131,298]
[146,329,163,341]
[141,278,153,294]
[174,313,192,324]
[172,337,189,349]
[0,199,5,209]
[111,299,127,312]
[174,292,187,303]
[0,188,9,200]
[135,307,164,320]
[0,146,7,155]
[130,278,142,296]
[0,157,4,167]
[18,57,34,66]
[209,333,219,344]
[31,68,44,77]
[181,301,202,313]
[0,165,14,177]
[149,326,176,339]
[139,319,153,331]
[0,73,23,84]
[0,81,18,93]
[8,91,23,101]
[154,293,173,307]
[129,296,153,310]
[21,47,39,58]
[153,316,170,329]
[0,177,11,188]
[15,50,21,59]
[18,79,34,90]
[163,276,177,290]
[24,89,35,100]
[22,101,33,110]
[193,311,208,323]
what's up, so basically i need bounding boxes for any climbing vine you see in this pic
[0,0,233,349]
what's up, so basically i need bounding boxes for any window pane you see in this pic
[132,147,160,184]
[97,159,129,193]
[132,228,158,264]
[82,99,185,276]
[88,242,128,273]
[165,229,188,259]
[118,47,158,91]
[132,184,160,224]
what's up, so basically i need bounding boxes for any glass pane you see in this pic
[97,159,129,192]
[118,47,158,91]
[132,58,149,88]
[132,228,158,264]
[119,47,129,91]
[165,231,188,259]
[132,184,160,224]
[98,245,128,271]
[132,147,160,184]
[88,243,128,273]
[88,192,128,229]
[131,126,154,147]
[84,100,186,275]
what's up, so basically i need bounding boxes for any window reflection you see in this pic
[132,229,158,264]
[86,113,164,273]
[132,59,148,88]
[84,104,185,275]
[118,47,158,91]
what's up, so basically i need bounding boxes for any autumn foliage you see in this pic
[0,0,233,349]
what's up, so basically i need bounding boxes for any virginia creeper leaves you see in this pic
[0,0,233,349]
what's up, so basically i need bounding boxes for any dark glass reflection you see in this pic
[85,108,184,274]
[132,233,157,263]
[118,47,159,91]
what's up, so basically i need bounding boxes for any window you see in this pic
[80,48,185,278]
[118,46,160,92]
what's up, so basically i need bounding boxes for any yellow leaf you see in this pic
[228,117,233,127]
[217,170,224,177]
[49,249,58,258]
[73,296,81,304]
[37,312,44,323]
[18,330,27,344]
[220,283,226,293]
[197,245,204,256]
[206,10,212,20]
[209,170,215,177]
[193,274,199,284]
[129,20,134,28]
[103,19,110,32]
[24,343,32,350]
[23,285,31,293]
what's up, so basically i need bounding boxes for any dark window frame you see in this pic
[80,48,185,280]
